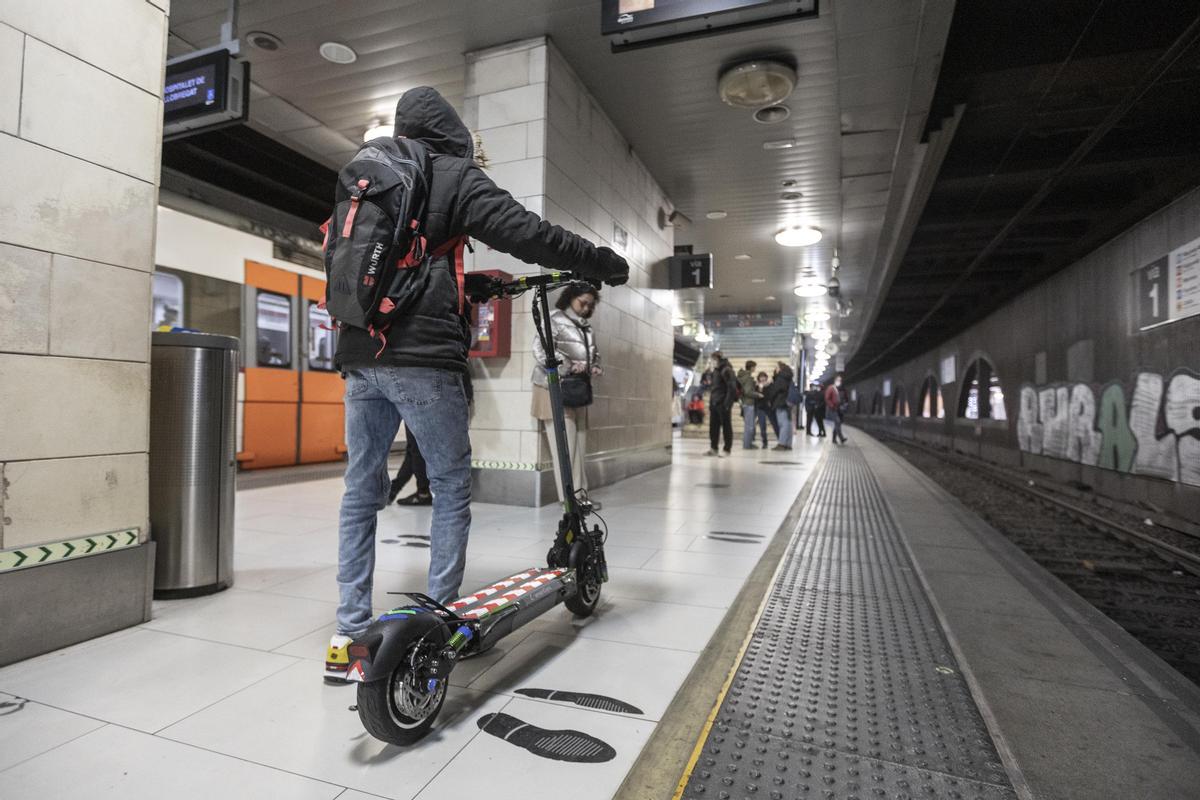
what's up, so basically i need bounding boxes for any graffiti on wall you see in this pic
[1016,370,1200,486]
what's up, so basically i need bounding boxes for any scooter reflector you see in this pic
[447,568,567,620]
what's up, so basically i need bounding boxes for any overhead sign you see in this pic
[669,253,714,289]
[1136,235,1200,330]
[602,0,819,48]
[707,312,781,329]
[163,48,249,140]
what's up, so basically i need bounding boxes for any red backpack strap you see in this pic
[430,235,470,314]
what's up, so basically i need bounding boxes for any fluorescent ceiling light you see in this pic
[793,283,827,298]
[763,138,796,150]
[775,225,822,247]
[734,254,752,261]
[363,122,393,142]
[705,210,728,220]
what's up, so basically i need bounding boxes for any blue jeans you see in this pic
[776,407,793,447]
[337,367,472,636]
[741,404,756,448]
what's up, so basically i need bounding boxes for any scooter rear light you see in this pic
[348,644,372,659]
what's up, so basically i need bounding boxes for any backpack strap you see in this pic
[429,235,470,315]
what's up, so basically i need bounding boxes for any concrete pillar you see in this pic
[462,37,677,505]
[0,0,167,663]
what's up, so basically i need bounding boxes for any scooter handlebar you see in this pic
[465,270,585,302]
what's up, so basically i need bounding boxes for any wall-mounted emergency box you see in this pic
[468,269,512,359]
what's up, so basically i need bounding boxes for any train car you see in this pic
[153,204,347,471]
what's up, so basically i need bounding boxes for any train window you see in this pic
[255,291,292,368]
[308,301,336,371]
[958,357,1007,420]
[919,375,944,418]
[151,271,184,330]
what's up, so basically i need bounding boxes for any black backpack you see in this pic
[321,136,433,341]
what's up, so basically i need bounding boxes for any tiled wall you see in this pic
[0,1,167,550]
[462,38,675,478]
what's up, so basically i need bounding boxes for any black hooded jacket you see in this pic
[335,87,621,373]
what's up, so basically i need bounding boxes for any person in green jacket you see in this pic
[736,360,764,449]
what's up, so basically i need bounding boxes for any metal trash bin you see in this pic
[149,332,239,598]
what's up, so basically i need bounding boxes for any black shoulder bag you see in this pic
[559,319,593,408]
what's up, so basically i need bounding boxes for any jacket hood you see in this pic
[778,365,794,380]
[394,87,473,158]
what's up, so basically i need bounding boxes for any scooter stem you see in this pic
[535,285,577,512]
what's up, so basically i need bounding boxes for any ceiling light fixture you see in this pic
[780,191,803,201]
[765,295,776,301]
[717,60,797,108]
[751,277,766,283]
[775,225,822,247]
[807,310,831,322]
[363,121,393,142]
[671,316,685,326]
[763,138,797,150]
[734,254,752,261]
[753,104,791,124]
[319,41,358,64]
[793,282,828,298]
[247,31,283,51]
[695,328,713,343]
[705,210,728,220]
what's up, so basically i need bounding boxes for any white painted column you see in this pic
[462,37,676,503]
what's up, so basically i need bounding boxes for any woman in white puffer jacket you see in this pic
[531,282,602,503]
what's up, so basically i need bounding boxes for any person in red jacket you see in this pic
[824,373,848,445]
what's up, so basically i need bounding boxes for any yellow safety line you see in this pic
[671,517,803,799]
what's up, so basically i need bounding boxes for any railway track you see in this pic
[877,433,1200,686]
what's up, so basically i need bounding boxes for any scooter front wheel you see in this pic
[564,539,603,618]
[357,662,447,746]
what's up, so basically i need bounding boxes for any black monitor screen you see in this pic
[164,50,230,123]
[602,0,780,34]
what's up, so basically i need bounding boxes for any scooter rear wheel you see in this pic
[357,659,447,745]
[564,539,602,618]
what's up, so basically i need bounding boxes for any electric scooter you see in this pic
[343,270,609,746]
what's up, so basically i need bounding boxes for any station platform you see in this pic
[2,433,1199,799]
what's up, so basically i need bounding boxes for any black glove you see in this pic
[595,246,630,286]
[464,272,500,303]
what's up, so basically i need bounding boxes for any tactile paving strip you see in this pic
[681,448,1016,799]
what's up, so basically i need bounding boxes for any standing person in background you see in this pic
[531,282,602,504]
[736,360,762,449]
[825,374,849,445]
[705,351,737,457]
[388,426,432,506]
[770,362,795,450]
[804,381,826,438]
[754,371,775,447]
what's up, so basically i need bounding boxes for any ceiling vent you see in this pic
[319,41,358,64]
[753,105,791,124]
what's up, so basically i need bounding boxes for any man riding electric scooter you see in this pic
[326,87,629,680]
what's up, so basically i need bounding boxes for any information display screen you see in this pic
[256,291,292,368]
[164,50,231,124]
[602,0,817,37]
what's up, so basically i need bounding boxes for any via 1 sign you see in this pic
[1136,235,1200,330]
[668,254,714,289]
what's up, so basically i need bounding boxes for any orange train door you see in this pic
[299,275,347,463]
[240,261,301,469]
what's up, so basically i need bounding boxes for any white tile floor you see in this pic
[0,435,821,800]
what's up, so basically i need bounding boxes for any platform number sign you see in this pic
[669,253,714,289]
[1137,256,1169,330]
[1136,238,1200,331]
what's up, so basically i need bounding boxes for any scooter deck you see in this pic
[446,567,569,620]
